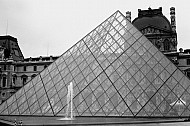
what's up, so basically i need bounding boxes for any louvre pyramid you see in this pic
[1,11,190,117]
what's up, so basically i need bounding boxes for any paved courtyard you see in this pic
[0,116,190,125]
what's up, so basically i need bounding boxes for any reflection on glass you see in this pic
[0,10,190,118]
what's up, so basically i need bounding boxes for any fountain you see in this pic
[58,82,74,120]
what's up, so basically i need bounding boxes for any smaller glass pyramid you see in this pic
[0,10,190,117]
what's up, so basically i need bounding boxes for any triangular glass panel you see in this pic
[137,108,148,116]
[122,108,134,116]
[1,10,190,118]
[22,108,31,115]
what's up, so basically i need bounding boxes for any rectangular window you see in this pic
[13,77,16,84]
[2,77,6,87]
[187,72,190,78]
[34,66,37,71]
[14,66,16,71]
[4,65,6,71]
[187,59,190,65]
[23,66,26,71]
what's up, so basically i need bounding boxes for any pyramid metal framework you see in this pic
[1,11,190,117]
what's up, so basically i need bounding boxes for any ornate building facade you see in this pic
[131,7,177,53]
[127,7,190,78]
[1,10,190,118]
[0,35,58,104]
[2,8,190,119]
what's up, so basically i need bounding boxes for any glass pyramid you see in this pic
[1,10,190,117]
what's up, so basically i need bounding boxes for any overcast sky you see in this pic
[0,0,189,58]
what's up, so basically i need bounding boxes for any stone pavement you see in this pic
[0,116,190,125]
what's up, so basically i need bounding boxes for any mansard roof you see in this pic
[132,7,172,32]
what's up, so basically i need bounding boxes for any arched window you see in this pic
[12,74,17,86]
[164,39,170,51]
[21,75,28,85]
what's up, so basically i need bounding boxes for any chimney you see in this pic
[50,55,53,61]
[29,57,32,62]
[170,7,176,32]
[179,48,183,53]
[39,56,42,61]
[126,11,131,22]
